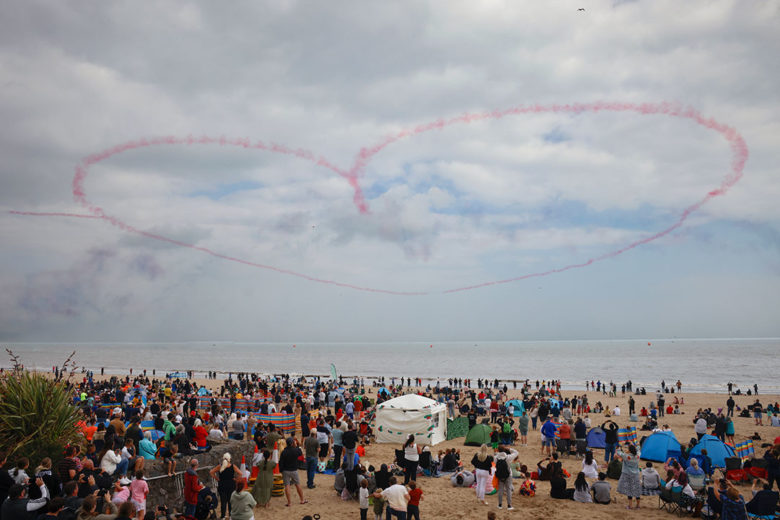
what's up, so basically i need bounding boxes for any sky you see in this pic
[1,0,779,342]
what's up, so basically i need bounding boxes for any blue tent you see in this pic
[586,427,606,449]
[689,434,735,468]
[640,431,681,462]
[506,399,525,416]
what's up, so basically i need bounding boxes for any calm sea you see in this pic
[4,339,778,394]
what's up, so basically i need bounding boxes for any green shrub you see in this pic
[0,369,82,462]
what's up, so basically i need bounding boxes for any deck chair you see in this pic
[725,457,742,471]
[555,438,570,457]
[688,473,707,492]
[418,450,434,476]
[700,487,722,520]
[746,490,779,519]
[575,439,587,457]
[395,449,406,466]
[659,488,682,514]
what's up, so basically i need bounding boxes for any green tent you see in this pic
[464,423,492,446]
[446,417,469,440]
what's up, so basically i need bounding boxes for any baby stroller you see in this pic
[193,487,218,520]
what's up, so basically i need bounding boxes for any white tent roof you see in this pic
[377,394,443,411]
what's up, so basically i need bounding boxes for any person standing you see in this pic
[183,459,204,517]
[303,431,319,489]
[279,437,307,506]
[402,435,421,485]
[616,444,642,509]
[343,422,359,472]
[380,477,410,520]
[494,446,518,510]
[210,453,240,519]
[517,411,529,446]
[602,420,618,463]
[726,396,735,417]
[540,417,557,456]
[471,444,494,506]
[250,449,274,508]
[407,481,423,520]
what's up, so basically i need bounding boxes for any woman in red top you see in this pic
[193,419,208,448]
[407,481,423,520]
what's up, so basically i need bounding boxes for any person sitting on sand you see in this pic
[582,450,599,479]
[549,467,571,500]
[572,471,592,503]
[518,470,536,497]
[641,461,661,496]
[591,472,611,504]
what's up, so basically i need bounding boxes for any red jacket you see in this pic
[184,469,204,504]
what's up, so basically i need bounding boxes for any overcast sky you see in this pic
[1,0,779,342]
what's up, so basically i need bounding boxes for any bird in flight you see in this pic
[578,8,585,11]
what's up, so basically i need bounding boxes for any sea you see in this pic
[3,338,779,394]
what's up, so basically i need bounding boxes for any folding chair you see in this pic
[555,438,570,458]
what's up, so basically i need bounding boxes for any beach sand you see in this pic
[57,372,779,519]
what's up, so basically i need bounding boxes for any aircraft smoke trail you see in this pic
[12,102,749,294]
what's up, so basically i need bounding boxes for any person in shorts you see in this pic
[540,418,557,456]
[279,437,307,506]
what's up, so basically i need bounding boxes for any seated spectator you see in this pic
[549,468,571,500]
[572,472,592,503]
[746,481,779,517]
[518,472,536,497]
[641,461,661,496]
[139,432,157,460]
[591,472,611,504]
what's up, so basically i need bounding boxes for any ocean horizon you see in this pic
[4,338,779,394]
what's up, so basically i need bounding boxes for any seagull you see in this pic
[578,8,585,11]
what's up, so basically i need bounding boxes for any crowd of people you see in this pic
[1,369,779,519]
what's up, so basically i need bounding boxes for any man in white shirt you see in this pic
[381,477,410,518]
[613,406,621,416]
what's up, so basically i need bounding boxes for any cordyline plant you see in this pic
[0,349,82,462]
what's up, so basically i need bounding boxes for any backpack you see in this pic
[495,458,510,480]
[502,422,511,434]
[607,458,622,480]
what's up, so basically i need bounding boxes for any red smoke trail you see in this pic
[12,102,749,294]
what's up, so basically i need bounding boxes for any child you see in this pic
[372,488,386,520]
[519,472,536,497]
[129,470,148,519]
[359,480,369,520]
[159,443,177,476]
[407,481,423,520]
[489,426,500,450]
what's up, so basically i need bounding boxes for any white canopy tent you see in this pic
[374,394,447,446]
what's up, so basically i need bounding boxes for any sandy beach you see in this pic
[107,374,778,520]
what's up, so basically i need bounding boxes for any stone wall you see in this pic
[144,439,255,511]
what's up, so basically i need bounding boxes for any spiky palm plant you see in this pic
[0,352,82,462]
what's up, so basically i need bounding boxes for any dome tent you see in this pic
[506,399,525,416]
[689,434,735,468]
[464,423,493,446]
[375,394,447,446]
[586,427,606,449]
[640,431,682,462]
